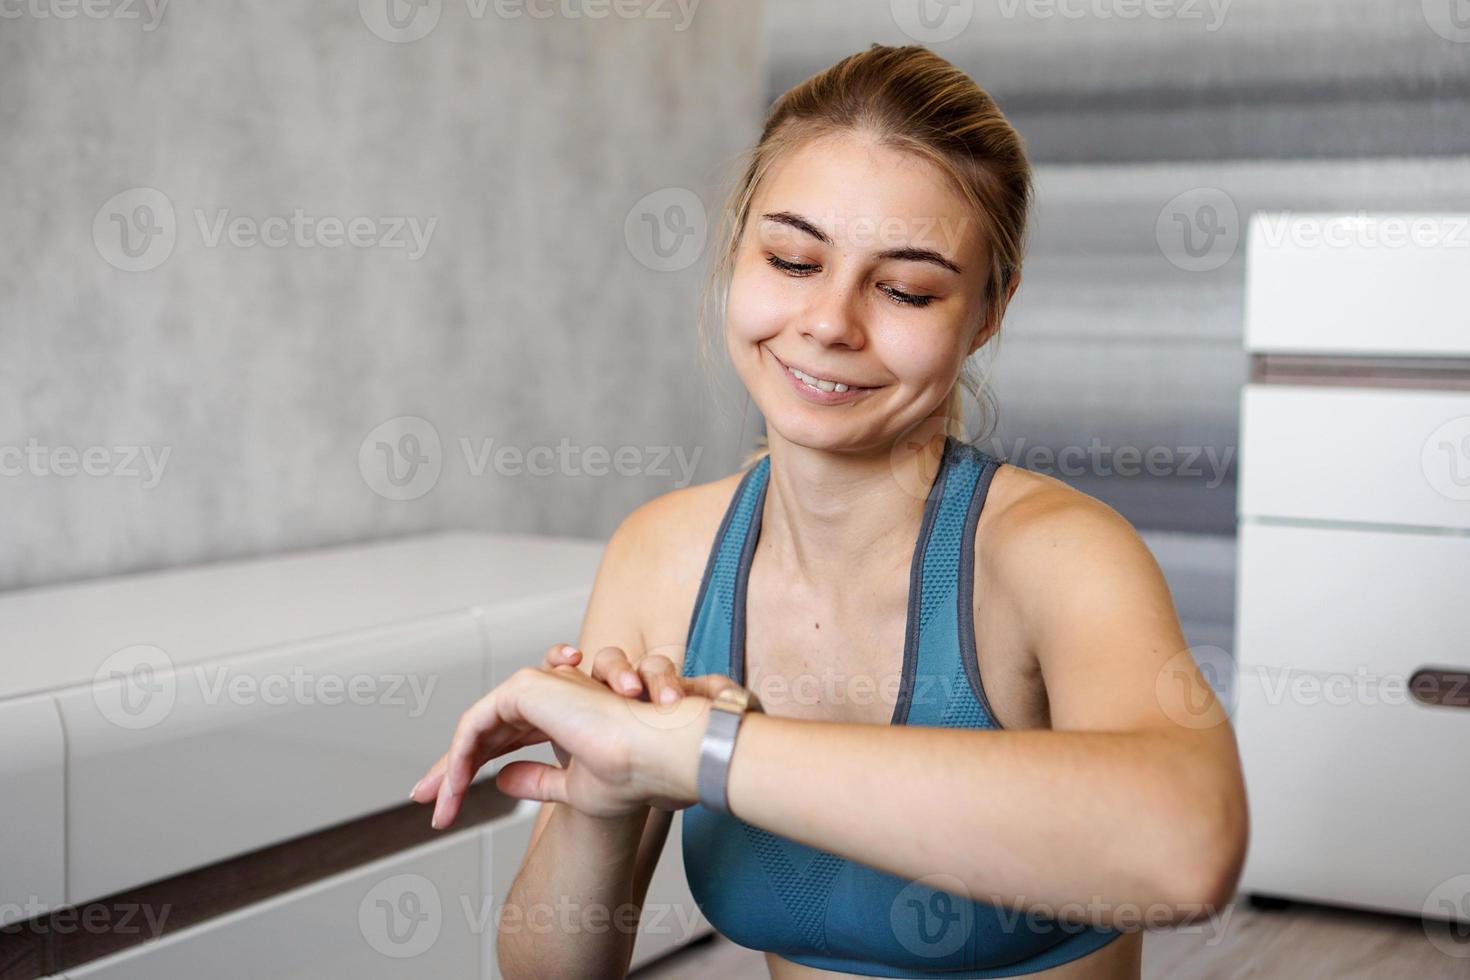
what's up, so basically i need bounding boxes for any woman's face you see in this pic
[725,129,992,456]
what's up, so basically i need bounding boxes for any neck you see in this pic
[757,426,949,591]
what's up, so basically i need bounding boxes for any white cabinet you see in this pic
[1239,385,1470,531]
[0,531,716,977]
[1234,520,1470,916]
[1235,521,1470,678]
[1244,212,1470,356]
[66,826,487,979]
[0,694,65,926]
[55,613,487,905]
[1235,662,1470,917]
[1235,214,1470,923]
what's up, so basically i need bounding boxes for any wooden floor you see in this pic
[632,893,1470,980]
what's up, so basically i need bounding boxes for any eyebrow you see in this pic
[759,210,963,275]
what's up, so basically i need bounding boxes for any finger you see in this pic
[410,752,448,802]
[591,646,642,697]
[495,760,570,805]
[682,674,741,700]
[432,684,511,829]
[543,643,582,669]
[638,654,683,705]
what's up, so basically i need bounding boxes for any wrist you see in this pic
[628,695,711,808]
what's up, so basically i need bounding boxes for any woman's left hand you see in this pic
[408,662,710,829]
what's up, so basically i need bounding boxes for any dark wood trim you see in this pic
[0,781,519,980]
[1251,353,1470,391]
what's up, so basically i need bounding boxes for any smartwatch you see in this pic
[696,684,763,815]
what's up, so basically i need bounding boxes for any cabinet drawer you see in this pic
[1239,384,1470,529]
[1235,662,1470,919]
[1236,521,1470,678]
[1244,212,1470,357]
[0,695,65,926]
[67,827,486,979]
[56,613,485,905]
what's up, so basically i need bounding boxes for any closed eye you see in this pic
[766,254,819,275]
[765,254,936,309]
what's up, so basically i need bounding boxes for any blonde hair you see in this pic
[695,44,1034,472]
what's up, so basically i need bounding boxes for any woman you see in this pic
[411,43,1248,979]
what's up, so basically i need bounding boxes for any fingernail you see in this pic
[660,687,677,704]
[621,676,639,694]
[409,778,423,800]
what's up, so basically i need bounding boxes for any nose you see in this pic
[801,274,867,351]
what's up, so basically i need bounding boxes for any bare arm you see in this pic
[493,507,676,980]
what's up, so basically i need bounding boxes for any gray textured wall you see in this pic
[767,0,1470,538]
[0,0,767,592]
[764,0,1470,647]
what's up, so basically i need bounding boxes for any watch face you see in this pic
[715,686,753,712]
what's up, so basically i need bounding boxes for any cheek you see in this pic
[867,321,963,388]
[725,260,789,345]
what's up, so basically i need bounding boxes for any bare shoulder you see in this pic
[976,461,1171,611]
[600,467,751,670]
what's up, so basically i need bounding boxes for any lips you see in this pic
[767,348,873,390]
[766,346,878,406]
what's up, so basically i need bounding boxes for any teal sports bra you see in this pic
[679,435,1126,977]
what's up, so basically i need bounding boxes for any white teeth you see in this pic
[788,364,853,393]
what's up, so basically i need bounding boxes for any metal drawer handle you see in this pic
[1409,668,1470,709]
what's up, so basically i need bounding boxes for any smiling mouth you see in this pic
[767,348,876,393]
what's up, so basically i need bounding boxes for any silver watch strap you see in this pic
[696,704,743,814]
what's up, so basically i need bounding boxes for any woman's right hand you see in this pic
[542,643,690,707]
[542,642,743,750]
